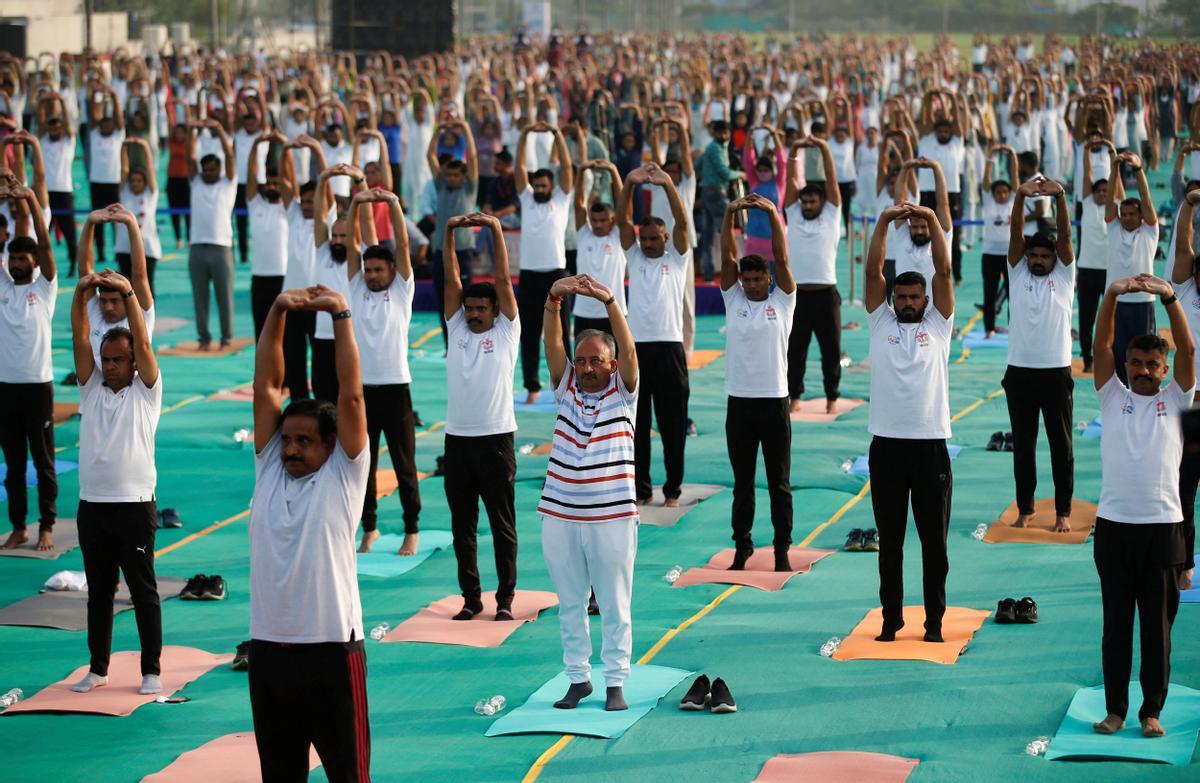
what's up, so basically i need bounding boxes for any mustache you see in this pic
[284,455,304,463]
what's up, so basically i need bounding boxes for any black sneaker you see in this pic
[862,529,880,552]
[180,574,208,600]
[1015,596,1038,624]
[995,598,1017,624]
[710,677,737,713]
[985,431,1004,451]
[679,674,710,710]
[160,508,183,528]
[201,575,227,600]
[844,529,865,552]
[231,641,250,671]
[1002,432,1014,452]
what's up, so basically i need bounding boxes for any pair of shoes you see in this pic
[995,596,1038,624]
[219,338,231,349]
[846,529,879,551]
[180,574,227,601]
[679,675,737,713]
[1002,432,1014,451]
[231,641,250,671]
[861,529,879,552]
[432,455,446,477]
[159,508,183,528]
[451,602,484,621]
[986,431,1005,451]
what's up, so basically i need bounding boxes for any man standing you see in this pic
[312,163,365,402]
[232,107,268,264]
[720,194,796,571]
[279,135,328,398]
[696,120,741,279]
[246,131,289,340]
[917,101,966,282]
[1169,189,1200,592]
[1003,178,1076,533]
[1090,273,1194,740]
[441,213,520,621]
[68,265,162,696]
[86,87,124,265]
[572,159,626,336]
[515,122,574,402]
[248,283,371,781]
[428,119,479,347]
[1105,152,1159,384]
[863,201,955,643]
[38,106,77,274]
[187,119,237,350]
[0,184,57,551]
[617,164,691,508]
[539,273,639,712]
[784,136,843,415]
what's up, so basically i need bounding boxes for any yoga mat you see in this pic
[208,386,255,402]
[356,530,453,577]
[848,444,964,476]
[158,337,255,357]
[673,546,836,591]
[753,751,919,783]
[1082,416,1102,439]
[0,577,187,630]
[485,664,693,739]
[0,459,78,503]
[513,391,559,412]
[3,645,233,716]
[373,468,432,499]
[151,316,189,335]
[790,397,866,423]
[52,402,80,424]
[687,349,724,370]
[638,483,725,528]
[961,329,1008,349]
[831,606,990,664]
[982,499,1097,544]
[381,590,559,647]
[1044,682,1200,765]
[0,517,78,558]
[141,732,321,783]
[1070,358,1094,379]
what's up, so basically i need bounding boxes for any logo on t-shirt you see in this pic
[915,331,929,347]
[25,290,39,306]
[765,306,777,320]
[736,307,749,318]
[1122,399,1134,415]
[660,263,670,276]
[1156,399,1167,417]
[1190,297,1200,311]
[456,337,469,350]
[887,335,901,345]
[482,337,494,354]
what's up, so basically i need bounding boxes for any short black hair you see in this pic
[495,149,513,165]
[589,201,612,214]
[1128,333,1169,358]
[894,271,927,292]
[299,181,318,197]
[199,153,221,168]
[464,282,497,304]
[798,183,826,201]
[574,328,616,356]
[1119,196,1141,211]
[1091,178,1108,191]
[443,158,467,174]
[530,168,555,185]
[639,216,666,231]
[990,179,1011,195]
[739,254,769,275]
[1017,151,1039,170]
[934,117,953,129]
[279,398,338,442]
[7,236,37,257]
[1024,232,1056,255]
[362,244,395,266]
[709,120,729,133]
[810,120,827,135]
[100,325,133,353]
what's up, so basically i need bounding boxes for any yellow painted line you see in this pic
[414,420,445,439]
[162,394,205,414]
[522,737,577,783]
[953,311,983,364]
[155,508,249,558]
[950,389,1006,423]
[410,327,441,350]
[798,481,873,548]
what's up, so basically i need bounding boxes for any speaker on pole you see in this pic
[329,0,456,56]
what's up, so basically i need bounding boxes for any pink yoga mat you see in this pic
[790,398,865,423]
[382,590,559,647]
[753,751,919,782]
[141,732,320,782]
[672,546,836,591]
[3,645,233,716]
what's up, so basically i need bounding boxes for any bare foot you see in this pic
[635,497,652,506]
[357,529,380,553]
[1,530,29,549]
[1054,516,1071,533]
[825,399,837,415]
[1012,514,1032,529]
[788,399,803,415]
[1141,717,1166,737]
[525,390,540,405]
[1092,714,1124,734]
[663,497,679,508]
[398,533,419,556]
[1179,568,1194,591]
[35,529,54,551]
[986,330,996,339]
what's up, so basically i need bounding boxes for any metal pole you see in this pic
[211,0,220,49]
[85,0,93,51]
[847,216,856,304]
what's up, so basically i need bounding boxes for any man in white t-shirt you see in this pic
[77,205,156,366]
[917,107,966,282]
[245,131,288,339]
[441,212,521,621]
[1104,151,1159,384]
[38,112,78,274]
[344,189,421,556]
[514,122,574,403]
[87,88,125,265]
[864,201,955,643]
[1090,273,1194,740]
[279,135,329,399]
[312,163,366,402]
[1002,178,1077,534]
[187,119,237,349]
[618,164,691,507]
[572,159,626,336]
[720,194,797,571]
[1077,145,1112,373]
[1169,190,1200,591]
[248,283,371,780]
[232,109,269,265]
[67,267,163,697]
[0,187,58,552]
[784,136,843,415]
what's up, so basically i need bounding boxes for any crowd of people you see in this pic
[1,29,1199,780]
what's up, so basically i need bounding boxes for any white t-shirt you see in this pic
[247,195,288,277]
[829,137,856,183]
[1172,278,1200,345]
[115,186,162,259]
[626,244,688,343]
[313,245,353,340]
[321,141,353,197]
[1077,198,1109,270]
[189,176,237,246]
[195,130,225,166]
[1073,145,1111,202]
[917,135,964,193]
[1006,261,1075,368]
[88,128,125,184]
[785,200,841,285]
[0,268,56,383]
[283,202,317,290]
[648,174,698,248]
[77,370,162,502]
[573,225,627,319]
[233,129,269,185]
[250,433,368,643]
[517,185,571,271]
[1106,220,1158,303]
[867,303,953,440]
[41,135,75,193]
[980,192,1011,256]
[444,310,520,437]
[893,221,952,281]
[1097,376,1194,524]
[350,270,414,386]
[86,296,156,365]
[722,285,796,398]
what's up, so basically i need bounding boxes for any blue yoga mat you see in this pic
[1081,415,1102,439]
[485,664,694,739]
[1045,682,1200,765]
[0,460,78,502]
[513,391,559,412]
[961,329,1008,349]
[848,444,964,477]
[356,530,453,578]
[1182,556,1200,603]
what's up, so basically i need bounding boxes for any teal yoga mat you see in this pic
[485,664,694,739]
[1045,682,1200,765]
[356,530,454,578]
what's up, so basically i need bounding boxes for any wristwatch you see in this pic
[1162,293,1178,307]
[121,290,135,298]
[332,309,352,321]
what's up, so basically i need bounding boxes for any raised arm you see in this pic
[1008,179,1035,265]
[549,125,573,194]
[1128,152,1156,225]
[813,136,840,208]
[245,133,267,202]
[720,197,742,292]
[1093,277,1132,389]
[1174,192,1200,285]
[479,213,516,320]
[925,158,952,232]
[316,285,366,456]
[71,273,100,382]
[866,203,913,313]
[112,204,154,309]
[920,202,954,319]
[514,125,531,192]
[1145,274,1196,391]
[616,166,646,251]
[646,163,688,254]
[253,289,303,451]
[442,215,468,322]
[97,270,157,386]
[1043,180,1073,265]
[574,160,594,230]
[1105,152,1120,223]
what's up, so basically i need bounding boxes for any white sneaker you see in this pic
[70,672,108,693]
[138,674,163,695]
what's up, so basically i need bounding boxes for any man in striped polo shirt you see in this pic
[539,273,639,712]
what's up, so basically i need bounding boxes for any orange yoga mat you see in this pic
[789,398,866,423]
[208,386,256,402]
[140,732,320,782]
[382,590,559,647]
[1070,358,1093,380]
[983,498,1096,544]
[3,646,233,716]
[52,402,79,425]
[672,546,836,591]
[375,468,432,499]
[753,751,919,783]
[158,337,255,357]
[831,606,990,664]
[687,349,724,370]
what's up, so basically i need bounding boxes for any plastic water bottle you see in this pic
[474,695,506,716]
[971,523,988,541]
[412,349,426,359]
[1025,736,1050,756]
[839,352,852,368]
[1076,420,1089,433]
[841,459,854,473]
[233,428,252,443]
[819,637,842,657]
[663,565,683,584]
[0,688,22,708]
[518,443,536,455]
[369,623,390,641]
